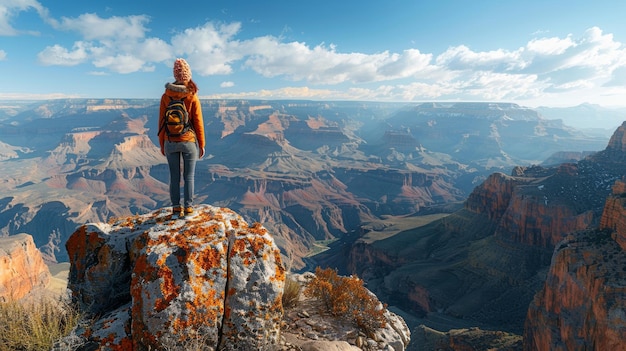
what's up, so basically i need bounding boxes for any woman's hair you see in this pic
[186,79,199,94]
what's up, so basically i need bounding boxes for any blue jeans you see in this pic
[165,141,198,208]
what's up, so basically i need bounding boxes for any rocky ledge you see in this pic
[54,204,410,351]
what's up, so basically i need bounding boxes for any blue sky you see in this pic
[1,0,626,107]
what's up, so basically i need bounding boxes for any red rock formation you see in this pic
[605,121,626,154]
[62,205,285,350]
[524,229,626,350]
[465,172,522,221]
[495,191,593,248]
[466,166,594,250]
[0,233,51,301]
[524,179,626,350]
[600,179,626,250]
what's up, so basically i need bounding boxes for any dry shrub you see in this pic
[304,266,386,336]
[282,276,302,309]
[0,297,81,351]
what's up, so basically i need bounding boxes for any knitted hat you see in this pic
[173,58,192,83]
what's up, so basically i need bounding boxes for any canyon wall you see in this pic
[0,233,51,301]
[524,179,626,350]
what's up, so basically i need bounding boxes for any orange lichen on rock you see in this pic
[65,225,105,281]
[59,204,284,350]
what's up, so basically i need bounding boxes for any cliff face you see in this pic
[346,122,626,338]
[523,229,626,350]
[0,233,51,301]
[524,179,626,350]
[599,180,626,250]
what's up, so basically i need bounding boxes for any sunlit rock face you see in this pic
[524,181,626,351]
[600,179,626,250]
[0,233,51,301]
[61,204,285,351]
[523,229,626,351]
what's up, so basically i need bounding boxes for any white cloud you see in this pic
[38,12,171,73]
[205,86,341,100]
[0,92,80,100]
[0,49,6,60]
[604,66,626,87]
[242,40,435,84]
[93,54,146,74]
[436,45,525,72]
[38,42,89,66]
[0,0,48,36]
[171,22,243,75]
[53,13,149,40]
[19,6,626,106]
[526,36,575,55]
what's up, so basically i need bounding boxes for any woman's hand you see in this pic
[199,147,205,159]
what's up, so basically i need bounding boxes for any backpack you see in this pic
[159,96,191,138]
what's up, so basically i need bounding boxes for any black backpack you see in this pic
[159,96,191,138]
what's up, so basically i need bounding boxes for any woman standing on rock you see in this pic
[158,58,205,217]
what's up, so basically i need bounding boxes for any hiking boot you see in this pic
[184,207,194,215]
[173,206,183,217]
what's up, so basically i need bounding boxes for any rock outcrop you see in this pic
[524,180,626,350]
[57,205,285,350]
[55,205,411,351]
[0,233,51,301]
[281,273,411,351]
[599,179,626,250]
[523,229,626,350]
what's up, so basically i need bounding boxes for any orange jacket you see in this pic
[158,82,205,150]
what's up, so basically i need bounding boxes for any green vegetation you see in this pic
[306,238,339,257]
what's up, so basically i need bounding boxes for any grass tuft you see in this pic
[0,296,81,351]
[282,276,302,309]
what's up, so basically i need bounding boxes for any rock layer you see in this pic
[523,228,626,350]
[524,180,626,350]
[60,204,285,350]
[0,233,51,301]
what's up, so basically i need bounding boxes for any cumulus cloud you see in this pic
[52,13,149,40]
[38,42,89,66]
[436,45,525,72]
[16,4,626,104]
[37,12,171,73]
[0,0,48,36]
[242,41,435,84]
[171,22,243,75]
[526,35,575,55]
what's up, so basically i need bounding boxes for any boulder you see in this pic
[58,204,285,350]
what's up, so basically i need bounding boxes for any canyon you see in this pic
[344,122,626,349]
[0,99,608,268]
[0,99,624,349]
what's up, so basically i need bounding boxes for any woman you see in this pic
[158,58,205,217]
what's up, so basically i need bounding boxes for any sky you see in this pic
[1,0,626,107]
